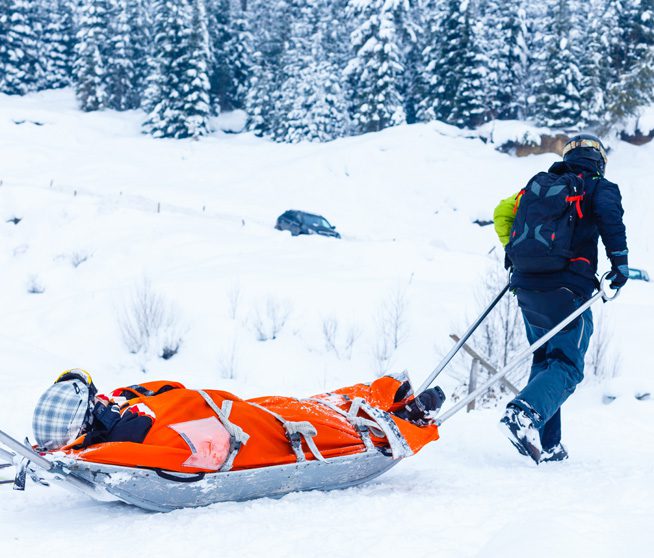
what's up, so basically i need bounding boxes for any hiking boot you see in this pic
[540,442,569,463]
[499,405,542,464]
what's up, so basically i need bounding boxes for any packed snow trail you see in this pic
[1,392,652,557]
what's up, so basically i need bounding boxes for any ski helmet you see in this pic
[562,133,608,174]
[32,369,97,450]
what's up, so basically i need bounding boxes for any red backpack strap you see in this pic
[565,194,585,218]
[513,189,526,214]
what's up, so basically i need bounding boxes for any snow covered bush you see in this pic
[585,307,620,381]
[226,280,241,320]
[26,275,45,294]
[372,284,409,374]
[69,250,93,268]
[450,256,527,407]
[251,296,291,341]
[118,279,184,359]
[322,317,361,360]
[217,334,239,379]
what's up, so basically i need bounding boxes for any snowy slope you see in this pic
[1,91,653,557]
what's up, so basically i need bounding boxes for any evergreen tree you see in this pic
[577,0,611,127]
[37,0,75,89]
[245,0,292,136]
[74,0,110,111]
[144,0,212,138]
[417,0,488,128]
[273,0,348,142]
[605,0,654,123]
[402,3,426,124]
[414,0,444,122]
[483,0,529,120]
[535,0,582,128]
[105,0,137,110]
[125,0,152,108]
[320,0,352,70]
[0,0,42,95]
[345,0,418,134]
[181,0,212,136]
[205,0,254,112]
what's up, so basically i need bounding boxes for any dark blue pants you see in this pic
[509,289,594,450]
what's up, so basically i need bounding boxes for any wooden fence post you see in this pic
[467,358,480,412]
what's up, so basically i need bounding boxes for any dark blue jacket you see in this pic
[510,158,628,299]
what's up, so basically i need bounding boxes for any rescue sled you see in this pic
[0,429,399,512]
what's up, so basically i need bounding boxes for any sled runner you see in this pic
[0,428,399,512]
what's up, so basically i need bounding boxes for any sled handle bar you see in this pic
[0,430,53,471]
[434,271,631,424]
[416,280,511,394]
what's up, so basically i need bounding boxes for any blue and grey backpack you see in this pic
[506,171,585,273]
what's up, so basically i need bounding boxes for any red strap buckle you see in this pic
[565,193,585,219]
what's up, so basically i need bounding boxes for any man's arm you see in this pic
[593,179,629,287]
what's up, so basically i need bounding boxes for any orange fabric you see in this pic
[65,376,439,473]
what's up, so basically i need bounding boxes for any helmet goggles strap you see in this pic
[562,138,607,165]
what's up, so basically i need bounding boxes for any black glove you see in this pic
[608,251,629,290]
[395,387,446,425]
[504,253,512,270]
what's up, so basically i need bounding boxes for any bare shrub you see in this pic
[218,336,239,379]
[70,250,93,268]
[343,325,361,360]
[227,281,241,320]
[372,335,394,376]
[585,307,620,381]
[322,318,339,354]
[382,285,409,350]
[371,284,409,374]
[322,318,361,360]
[119,280,184,358]
[251,296,291,341]
[26,275,45,294]
[450,257,527,408]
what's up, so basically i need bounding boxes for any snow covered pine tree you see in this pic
[143,0,212,139]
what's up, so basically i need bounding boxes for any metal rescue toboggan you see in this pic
[0,269,649,511]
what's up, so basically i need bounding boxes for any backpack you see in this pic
[506,171,585,273]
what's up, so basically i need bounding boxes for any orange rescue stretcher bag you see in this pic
[0,373,439,511]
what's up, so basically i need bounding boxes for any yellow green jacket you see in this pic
[494,192,520,246]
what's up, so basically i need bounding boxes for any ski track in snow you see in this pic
[1,91,653,557]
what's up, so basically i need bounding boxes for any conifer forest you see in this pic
[1,0,653,140]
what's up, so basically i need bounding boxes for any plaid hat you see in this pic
[32,380,92,450]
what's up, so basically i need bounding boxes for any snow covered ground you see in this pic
[1,90,653,557]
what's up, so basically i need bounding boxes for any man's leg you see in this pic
[499,317,550,461]
[523,327,561,450]
[512,309,593,430]
[502,287,594,461]
[540,409,561,451]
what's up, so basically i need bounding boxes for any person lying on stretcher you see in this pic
[31,369,445,473]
